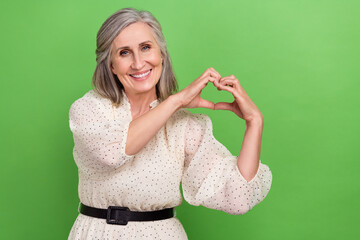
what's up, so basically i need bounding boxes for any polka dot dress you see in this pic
[67,90,272,240]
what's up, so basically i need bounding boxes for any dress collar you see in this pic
[149,99,160,109]
[121,89,159,110]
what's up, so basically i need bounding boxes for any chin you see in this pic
[131,82,158,94]
[131,78,160,94]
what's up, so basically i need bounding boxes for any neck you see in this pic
[123,88,157,119]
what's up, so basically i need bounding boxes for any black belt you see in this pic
[79,203,174,225]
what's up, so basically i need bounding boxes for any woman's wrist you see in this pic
[245,114,264,128]
[168,93,184,111]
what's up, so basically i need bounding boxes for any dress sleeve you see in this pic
[69,94,135,173]
[181,113,272,215]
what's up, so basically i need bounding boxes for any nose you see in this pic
[131,51,145,70]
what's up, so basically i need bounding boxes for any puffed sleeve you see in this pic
[69,93,135,173]
[181,113,272,215]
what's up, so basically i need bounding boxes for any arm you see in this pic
[213,75,264,182]
[180,74,272,214]
[125,68,221,155]
[125,95,181,155]
[182,111,272,215]
[237,118,263,182]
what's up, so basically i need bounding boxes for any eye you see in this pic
[142,45,151,51]
[120,50,129,56]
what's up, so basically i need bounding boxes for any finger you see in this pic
[190,76,217,95]
[200,68,215,78]
[220,76,238,83]
[209,73,221,85]
[202,69,220,82]
[198,98,215,109]
[221,76,238,87]
[207,76,218,83]
[210,72,223,87]
[209,67,221,79]
[220,79,239,89]
[217,83,237,95]
[214,102,233,111]
[215,77,236,90]
[199,75,217,86]
[212,77,222,89]
[200,68,221,82]
[222,80,248,98]
[221,74,237,80]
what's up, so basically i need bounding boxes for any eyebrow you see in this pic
[115,40,153,53]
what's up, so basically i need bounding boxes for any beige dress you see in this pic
[68,89,272,240]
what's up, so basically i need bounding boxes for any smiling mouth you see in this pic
[129,69,152,79]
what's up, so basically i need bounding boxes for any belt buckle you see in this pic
[106,206,130,225]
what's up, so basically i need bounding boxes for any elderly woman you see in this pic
[68,7,272,240]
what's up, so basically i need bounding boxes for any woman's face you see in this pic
[110,22,163,96]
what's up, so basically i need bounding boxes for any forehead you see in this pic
[112,22,157,48]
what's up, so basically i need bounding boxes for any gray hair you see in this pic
[91,8,178,107]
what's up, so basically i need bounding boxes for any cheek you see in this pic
[112,59,130,75]
[149,52,163,67]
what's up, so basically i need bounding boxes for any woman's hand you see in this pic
[213,75,263,123]
[174,68,221,109]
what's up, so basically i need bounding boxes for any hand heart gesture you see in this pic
[213,75,263,123]
[176,68,263,123]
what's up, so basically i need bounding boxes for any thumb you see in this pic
[198,98,215,109]
[214,102,233,111]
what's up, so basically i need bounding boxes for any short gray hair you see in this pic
[92,8,178,107]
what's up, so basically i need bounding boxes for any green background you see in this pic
[1,0,359,239]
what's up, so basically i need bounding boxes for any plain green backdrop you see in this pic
[1,0,359,239]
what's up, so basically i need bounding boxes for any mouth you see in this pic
[129,69,152,81]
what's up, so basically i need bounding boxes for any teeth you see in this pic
[130,70,151,78]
